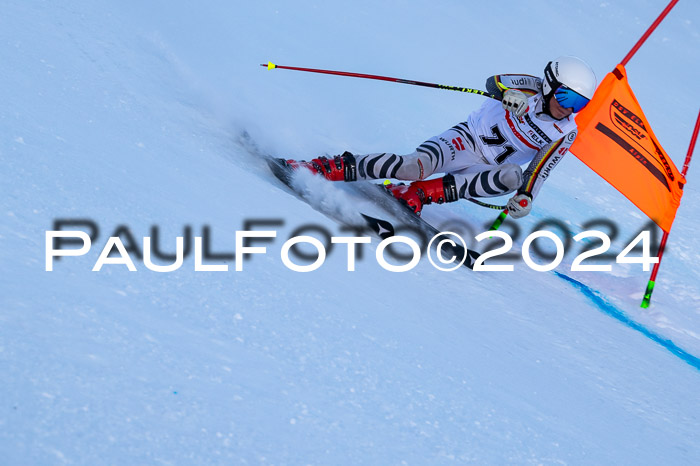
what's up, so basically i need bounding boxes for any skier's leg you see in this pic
[286,149,437,182]
[384,163,521,214]
[284,121,483,182]
[355,122,483,181]
[450,163,523,199]
[361,122,518,214]
[354,150,431,181]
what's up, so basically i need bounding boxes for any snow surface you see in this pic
[2,0,700,464]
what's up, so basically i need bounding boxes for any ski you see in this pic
[359,210,480,270]
[267,157,297,188]
[267,157,480,270]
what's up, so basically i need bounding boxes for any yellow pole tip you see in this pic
[267,61,276,70]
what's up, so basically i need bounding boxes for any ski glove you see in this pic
[507,192,532,219]
[502,89,529,118]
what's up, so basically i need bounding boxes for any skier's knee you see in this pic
[497,164,523,192]
[394,151,434,180]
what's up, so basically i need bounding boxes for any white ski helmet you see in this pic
[543,56,597,100]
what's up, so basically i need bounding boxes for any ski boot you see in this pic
[384,174,458,215]
[284,151,357,182]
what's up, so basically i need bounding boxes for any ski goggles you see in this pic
[554,85,590,113]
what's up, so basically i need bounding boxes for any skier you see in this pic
[284,56,597,219]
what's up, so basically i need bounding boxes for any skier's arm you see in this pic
[507,130,577,219]
[485,74,542,99]
[520,129,577,200]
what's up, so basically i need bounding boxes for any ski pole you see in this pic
[261,62,499,100]
[489,209,509,231]
[467,198,507,211]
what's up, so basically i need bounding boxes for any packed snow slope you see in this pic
[2,0,700,464]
